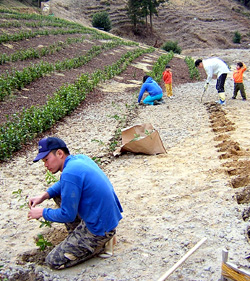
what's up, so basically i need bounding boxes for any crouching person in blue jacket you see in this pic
[138,75,164,105]
[28,137,123,269]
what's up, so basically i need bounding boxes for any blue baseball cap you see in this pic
[33,137,68,162]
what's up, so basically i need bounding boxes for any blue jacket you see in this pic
[43,155,123,236]
[138,77,163,103]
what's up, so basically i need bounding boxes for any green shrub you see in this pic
[147,51,174,83]
[92,11,112,32]
[184,56,200,80]
[161,40,182,54]
[233,31,241,43]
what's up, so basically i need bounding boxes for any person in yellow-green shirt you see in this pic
[232,62,247,101]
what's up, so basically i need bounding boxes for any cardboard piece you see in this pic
[114,123,166,156]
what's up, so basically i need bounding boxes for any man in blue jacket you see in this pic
[28,137,123,269]
[138,75,164,105]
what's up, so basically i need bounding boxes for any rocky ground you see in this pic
[1,47,250,281]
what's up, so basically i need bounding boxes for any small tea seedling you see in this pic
[12,188,29,209]
[45,170,58,184]
[39,220,52,228]
[91,139,105,145]
[109,140,118,151]
[92,156,102,165]
[109,114,121,120]
[36,234,52,251]
[130,133,141,142]
[145,129,152,136]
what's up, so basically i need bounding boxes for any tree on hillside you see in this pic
[127,0,168,31]
[236,0,250,8]
[242,0,250,7]
[126,0,144,30]
[143,0,168,31]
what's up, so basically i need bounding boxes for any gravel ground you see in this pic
[1,50,250,281]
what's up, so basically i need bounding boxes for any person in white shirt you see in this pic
[195,58,230,105]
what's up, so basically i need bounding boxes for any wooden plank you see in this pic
[157,237,207,281]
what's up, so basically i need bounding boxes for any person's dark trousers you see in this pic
[216,73,227,93]
[233,83,246,99]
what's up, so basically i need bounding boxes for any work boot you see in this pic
[98,236,117,258]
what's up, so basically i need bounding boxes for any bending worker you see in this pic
[195,57,230,105]
[138,75,163,105]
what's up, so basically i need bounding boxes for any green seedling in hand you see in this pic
[39,220,52,228]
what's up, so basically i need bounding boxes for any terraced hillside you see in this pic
[47,0,250,50]
[156,0,250,50]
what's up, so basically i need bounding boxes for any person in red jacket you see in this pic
[232,62,247,100]
[162,65,173,99]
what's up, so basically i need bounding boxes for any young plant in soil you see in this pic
[36,234,52,251]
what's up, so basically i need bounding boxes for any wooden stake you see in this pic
[157,237,207,281]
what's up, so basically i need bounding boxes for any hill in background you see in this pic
[1,0,250,51]
[47,0,250,51]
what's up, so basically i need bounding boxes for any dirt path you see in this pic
[1,50,250,281]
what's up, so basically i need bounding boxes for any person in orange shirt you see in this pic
[232,62,247,100]
[162,65,173,99]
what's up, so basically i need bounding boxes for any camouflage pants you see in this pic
[46,197,116,269]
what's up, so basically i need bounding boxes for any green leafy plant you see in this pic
[130,133,141,142]
[92,11,112,31]
[91,139,105,145]
[145,129,153,136]
[147,52,174,83]
[91,156,102,165]
[161,40,182,54]
[233,31,241,43]
[109,139,118,151]
[12,188,29,209]
[45,171,59,185]
[184,56,200,80]
[109,114,122,120]
[39,220,52,228]
[36,234,52,251]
